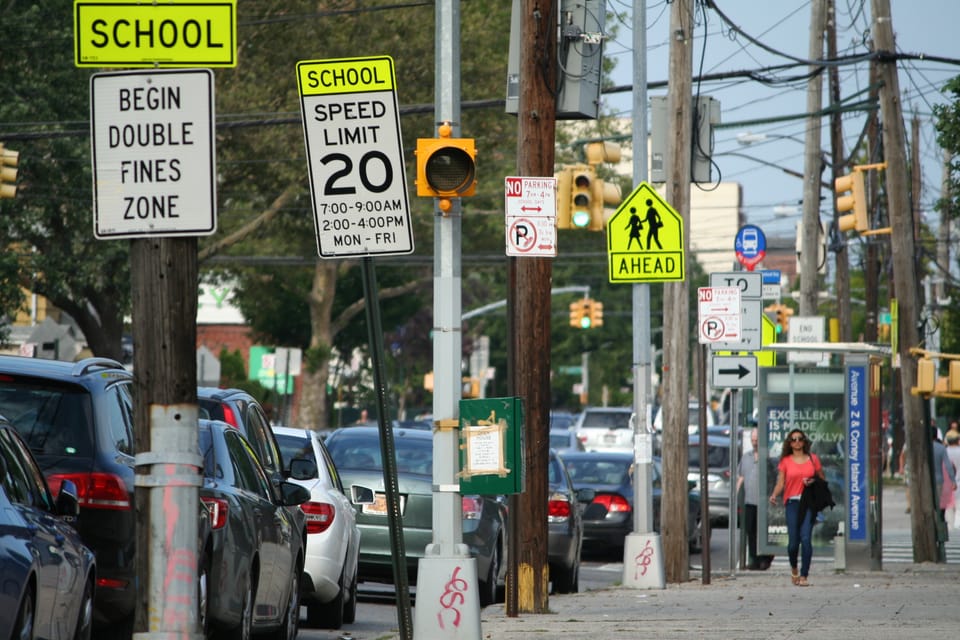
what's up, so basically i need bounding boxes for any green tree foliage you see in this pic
[0,3,128,358]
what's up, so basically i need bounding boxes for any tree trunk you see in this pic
[299,259,338,430]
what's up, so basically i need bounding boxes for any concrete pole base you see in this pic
[413,547,481,639]
[621,532,666,588]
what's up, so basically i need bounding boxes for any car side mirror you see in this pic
[289,458,317,481]
[576,487,596,504]
[55,479,81,522]
[350,485,375,505]
[279,481,311,506]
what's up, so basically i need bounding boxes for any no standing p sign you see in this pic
[297,56,413,258]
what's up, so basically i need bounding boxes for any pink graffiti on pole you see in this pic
[634,539,655,579]
[161,463,197,629]
[436,565,468,630]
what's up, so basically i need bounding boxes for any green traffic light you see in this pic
[580,316,591,329]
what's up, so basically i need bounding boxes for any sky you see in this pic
[599,0,960,242]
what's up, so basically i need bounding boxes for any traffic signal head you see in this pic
[569,299,584,328]
[589,300,603,328]
[585,141,622,165]
[590,178,622,231]
[569,166,594,229]
[836,169,867,232]
[0,144,18,199]
[579,298,593,329]
[416,122,477,212]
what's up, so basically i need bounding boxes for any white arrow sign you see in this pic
[711,354,758,388]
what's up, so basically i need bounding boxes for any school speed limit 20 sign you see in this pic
[297,55,413,258]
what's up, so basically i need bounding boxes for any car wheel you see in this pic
[479,540,500,607]
[552,557,579,595]
[14,587,34,640]
[342,564,359,625]
[308,564,346,629]
[73,577,94,640]
[689,515,703,554]
[197,551,210,638]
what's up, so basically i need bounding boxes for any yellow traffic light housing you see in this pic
[836,170,867,232]
[579,298,594,329]
[569,166,594,229]
[569,300,584,328]
[0,144,19,199]
[589,300,604,328]
[590,178,621,231]
[950,360,960,394]
[416,122,477,213]
[913,358,936,395]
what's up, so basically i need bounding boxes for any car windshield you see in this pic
[564,458,631,485]
[580,411,631,430]
[0,382,94,458]
[549,432,571,449]
[327,431,434,476]
[688,443,730,469]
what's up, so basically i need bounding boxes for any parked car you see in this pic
[272,425,361,629]
[550,426,585,454]
[547,449,590,593]
[0,356,137,637]
[197,386,287,490]
[549,410,578,431]
[688,435,737,526]
[0,357,215,639]
[324,426,509,606]
[0,419,96,640]
[561,450,702,554]
[653,401,716,434]
[574,407,634,453]
[199,419,310,640]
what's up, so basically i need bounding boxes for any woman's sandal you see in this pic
[791,568,800,585]
[797,576,809,587]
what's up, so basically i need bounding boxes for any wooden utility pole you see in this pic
[799,0,826,317]
[661,0,693,584]
[937,151,952,304]
[131,237,200,637]
[827,0,851,341]
[507,0,557,615]
[870,0,936,561]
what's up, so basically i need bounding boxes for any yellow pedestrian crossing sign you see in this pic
[607,181,685,283]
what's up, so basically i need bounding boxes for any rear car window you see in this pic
[688,443,730,469]
[580,410,632,430]
[326,432,433,475]
[275,431,318,478]
[0,381,94,458]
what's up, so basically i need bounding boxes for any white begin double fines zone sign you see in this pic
[90,69,216,239]
[297,56,413,258]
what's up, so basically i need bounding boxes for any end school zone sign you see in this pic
[297,56,413,258]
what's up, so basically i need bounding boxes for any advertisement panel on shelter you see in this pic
[758,367,846,556]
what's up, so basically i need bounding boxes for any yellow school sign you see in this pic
[607,182,685,283]
[74,0,237,67]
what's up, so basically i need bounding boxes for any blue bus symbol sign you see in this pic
[735,224,766,271]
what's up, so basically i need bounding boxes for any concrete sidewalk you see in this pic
[469,480,959,639]
[379,481,960,639]
[473,562,959,639]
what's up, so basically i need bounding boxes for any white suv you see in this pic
[653,401,716,434]
[574,407,635,453]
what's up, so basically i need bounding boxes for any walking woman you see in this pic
[768,428,825,586]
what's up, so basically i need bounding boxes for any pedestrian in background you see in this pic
[737,428,774,570]
[945,431,960,530]
[769,428,824,587]
[932,426,957,523]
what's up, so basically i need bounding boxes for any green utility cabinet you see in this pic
[458,397,525,495]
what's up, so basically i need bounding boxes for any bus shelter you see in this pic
[757,343,890,571]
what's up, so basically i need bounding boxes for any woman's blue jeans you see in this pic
[785,499,814,577]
